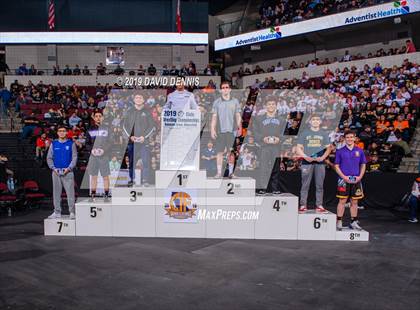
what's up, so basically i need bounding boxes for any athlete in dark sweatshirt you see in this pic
[122,94,155,186]
[252,96,286,194]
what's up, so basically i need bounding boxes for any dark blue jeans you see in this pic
[409,195,418,220]
[128,142,150,184]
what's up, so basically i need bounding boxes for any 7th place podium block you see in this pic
[44,170,369,242]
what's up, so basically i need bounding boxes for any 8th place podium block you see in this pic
[44,170,369,241]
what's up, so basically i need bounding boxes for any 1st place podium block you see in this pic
[44,216,76,236]
[254,194,298,240]
[75,199,113,236]
[297,210,336,240]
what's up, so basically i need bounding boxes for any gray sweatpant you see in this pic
[52,171,75,214]
[300,164,325,207]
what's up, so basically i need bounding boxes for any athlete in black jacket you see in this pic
[122,94,155,186]
[252,96,286,194]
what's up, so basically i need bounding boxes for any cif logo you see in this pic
[164,191,197,220]
[394,0,410,14]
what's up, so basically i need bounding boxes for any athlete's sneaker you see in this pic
[128,180,134,187]
[214,174,222,179]
[142,182,150,187]
[88,195,95,203]
[299,206,308,213]
[349,220,363,230]
[336,220,343,231]
[69,212,76,220]
[48,212,61,219]
[272,191,281,195]
[103,195,110,203]
[408,218,418,223]
[257,189,266,196]
[316,205,328,213]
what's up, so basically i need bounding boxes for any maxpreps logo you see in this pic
[394,0,410,14]
[164,192,197,220]
[235,26,281,47]
[345,0,410,24]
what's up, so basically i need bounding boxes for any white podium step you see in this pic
[112,204,156,237]
[335,227,369,241]
[206,178,255,205]
[297,210,336,240]
[155,170,207,189]
[254,194,298,240]
[75,199,113,236]
[111,187,156,205]
[44,216,76,236]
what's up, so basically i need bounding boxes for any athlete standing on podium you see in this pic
[296,114,332,213]
[123,94,155,187]
[210,81,242,178]
[164,78,198,110]
[47,125,78,219]
[253,95,286,195]
[86,110,112,202]
[335,130,366,231]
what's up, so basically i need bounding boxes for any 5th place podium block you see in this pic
[44,170,369,242]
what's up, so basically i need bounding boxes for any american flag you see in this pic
[176,0,182,33]
[48,0,55,30]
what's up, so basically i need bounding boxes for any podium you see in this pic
[45,106,369,241]
[45,170,369,242]
[44,216,76,236]
[255,194,298,240]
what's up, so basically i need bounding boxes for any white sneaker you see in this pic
[48,212,61,219]
[69,212,76,220]
[336,220,343,231]
[350,220,363,230]
[408,218,418,223]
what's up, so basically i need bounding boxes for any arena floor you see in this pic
[0,208,419,310]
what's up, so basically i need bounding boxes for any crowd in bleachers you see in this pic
[258,0,388,29]
[3,55,418,182]
[14,62,218,76]
[234,42,417,78]
[237,58,418,173]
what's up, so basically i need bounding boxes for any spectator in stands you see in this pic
[73,64,81,75]
[21,112,40,139]
[53,65,62,75]
[0,154,13,184]
[28,64,37,75]
[109,156,121,172]
[0,59,10,87]
[96,62,106,75]
[201,140,217,176]
[63,65,72,75]
[253,65,265,75]
[82,66,90,75]
[162,65,170,76]
[147,64,157,76]
[274,62,284,72]
[367,152,382,172]
[0,86,11,116]
[342,50,352,62]
[391,132,412,157]
[114,65,124,75]
[35,133,50,161]
[169,65,179,76]
[18,63,28,75]
[406,39,416,53]
[204,64,214,76]
[137,65,146,75]
[69,112,82,128]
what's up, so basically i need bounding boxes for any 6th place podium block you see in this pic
[44,170,369,241]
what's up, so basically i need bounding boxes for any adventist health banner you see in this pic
[215,0,420,51]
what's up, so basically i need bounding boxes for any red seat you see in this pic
[23,180,46,208]
[0,183,17,209]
